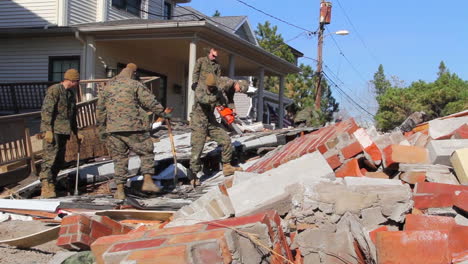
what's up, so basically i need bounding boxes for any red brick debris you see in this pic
[48,113,468,263]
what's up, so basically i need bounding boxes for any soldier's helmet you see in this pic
[237,80,250,93]
[205,73,217,87]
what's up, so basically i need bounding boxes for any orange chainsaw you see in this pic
[216,106,242,134]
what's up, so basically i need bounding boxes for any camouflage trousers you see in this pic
[39,134,69,183]
[190,120,232,174]
[106,131,154,185]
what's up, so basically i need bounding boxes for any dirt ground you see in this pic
[0,220,65,264]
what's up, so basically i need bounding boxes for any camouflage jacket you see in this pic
[96,76,165,133]
[191,83,224,124]
[192,56,221,87]
[217,77,236,109]
[40,83,77,135]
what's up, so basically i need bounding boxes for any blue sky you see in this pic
[182,0,468,122]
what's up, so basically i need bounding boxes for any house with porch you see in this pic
[0,0,300,128]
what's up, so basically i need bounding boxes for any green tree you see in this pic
[255,21,338,123]
[437,60,447,77]
[375,62,468,131]
[213,10,221,17]
[255,21,295,64]
[371,64,391,96]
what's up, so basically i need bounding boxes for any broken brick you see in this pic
[58,214,132,251]
[404,214,456,232]
[383,145,429,168]
[376,231,451,264]
[335,159,364,178]
[326,154,342,170]
[365,172,389,179]
[369,226,388,244]
[449,225,468,263]
[400,171,426,184]
[341,141,363,159]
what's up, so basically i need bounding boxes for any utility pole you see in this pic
[314,1,332,110]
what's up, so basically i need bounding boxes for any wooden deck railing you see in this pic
[0,76,159,175]
[0,82,54,113]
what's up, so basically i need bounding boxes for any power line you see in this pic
[326,27,369,84]
[322,71,375,117]
[334,0,380,65]
[322,67,375,108]
[233,0,317,35]
[298,56,373,109]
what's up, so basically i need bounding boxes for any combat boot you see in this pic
[40,180,56,199]
[223,163,243,176]
[48,182,57,198]
[141,174,161,193]
[114,184,126,200]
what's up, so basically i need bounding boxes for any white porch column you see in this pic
[278,75,285,129]
[57,0,69,26]
[96,0,108,22]
[256,67,265,122]
[228,54,235,78]
[84,36,96,100]
[186,38,197,120]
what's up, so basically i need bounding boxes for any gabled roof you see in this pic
[173,6,258,45]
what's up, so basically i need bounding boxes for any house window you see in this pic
[48,56,80,82]
[163,2,172,20]
[112,0,141,16]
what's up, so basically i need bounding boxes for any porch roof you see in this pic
[76,19,301,76]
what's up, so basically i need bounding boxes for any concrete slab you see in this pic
[228,151,334,216]
[344,177,403,186]
[429,116,468,139]
[451,148,468,184]
[427,139,468,166]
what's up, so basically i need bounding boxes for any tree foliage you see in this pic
[375,61,468,131]
[255,21,339,124]
[371,64,391,96]
[213,10,221,17]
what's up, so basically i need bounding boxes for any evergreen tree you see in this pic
[375,62,467,131]
[213,10,221,17]
[437,60,447,77]
[255,21,339,124]
[371,64,392,96]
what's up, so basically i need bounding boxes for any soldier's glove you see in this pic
[191,82,198,90]
[160,112,172,120]
[77,133,85,144]
[44,131,54,144]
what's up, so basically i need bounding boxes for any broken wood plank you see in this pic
[95,209,174,221]
[0,208,57,219]
[0,199,60,212]
[0,225,60,248]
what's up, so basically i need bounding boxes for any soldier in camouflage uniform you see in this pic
[190,74,248,185]
[217,77,250,110]
[96,63,171,199]
[191,48,221,91]
[39,69,84,198]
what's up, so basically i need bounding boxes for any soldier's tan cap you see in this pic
[64,69,80,81]
[126,63,137,72]
[205,73,217,86]
[237,80,249,93]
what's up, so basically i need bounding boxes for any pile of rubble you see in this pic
[0,112,467,264]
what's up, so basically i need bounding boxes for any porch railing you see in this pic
[0,82,54,113]
[0,76,159,175]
